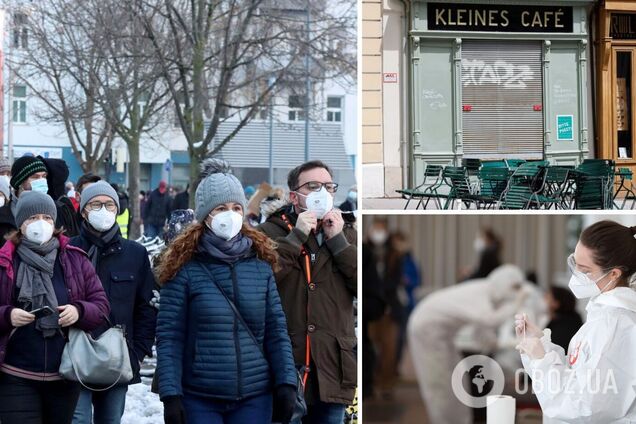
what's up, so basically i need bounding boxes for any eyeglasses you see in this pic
[86,201,117,212]
[294,181,339,193]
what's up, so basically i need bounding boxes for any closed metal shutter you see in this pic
[462,40,544,159]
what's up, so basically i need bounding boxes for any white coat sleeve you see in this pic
[520,317,636,423]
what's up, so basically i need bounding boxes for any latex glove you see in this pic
[296,211,317,236]
[150,290,161,310]
[514,313,542,339]
[272,384,297,424]
[516,336,546,360]
[163,396,186,424]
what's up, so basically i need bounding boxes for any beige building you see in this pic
[362,0,408,198]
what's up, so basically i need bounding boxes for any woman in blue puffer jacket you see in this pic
[156,159,297,424]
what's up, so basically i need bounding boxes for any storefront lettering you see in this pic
[462,59,534,89]
[428,3,573,33]
[521,10,565,29]
[611,14,636,39]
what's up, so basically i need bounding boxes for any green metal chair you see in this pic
[464,167,510,209]
[440,166,473,209]
[499,161,549,209]
[573,160,615,209]
[543,166,572,209]
[395,164,444,209]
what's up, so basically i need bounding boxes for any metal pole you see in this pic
[7,60,12,163]
[269,97,274,185]
[0,9,5,160]
[268,77,275,184]
[304,5,310,162]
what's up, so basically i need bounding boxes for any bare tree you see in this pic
[134,0,356,204]
[13,0,171,238]
[7,4,115,174]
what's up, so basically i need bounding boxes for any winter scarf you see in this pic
[197,228,253,264]
[81,221,121,269]
[16,236,61,338]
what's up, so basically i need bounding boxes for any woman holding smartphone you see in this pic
[0,191,110,424]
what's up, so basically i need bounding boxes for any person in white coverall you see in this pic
[516,220,636,423]
[407,264,530,424]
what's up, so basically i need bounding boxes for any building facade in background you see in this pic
[363,0,596,198]
[2,3,357,203]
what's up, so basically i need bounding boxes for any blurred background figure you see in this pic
[339,184,357,212]
[407,265,529,424]
[363,218,405,400]
[460,228,502,281]
[545,286,583,352]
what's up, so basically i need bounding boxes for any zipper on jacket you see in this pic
[230,264,243,399]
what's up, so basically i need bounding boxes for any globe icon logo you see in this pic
[452,355,505,408]
[465,365,495,397]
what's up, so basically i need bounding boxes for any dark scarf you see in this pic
[16,237,61,338]
[81,221,121,269]
[197,228,253,264]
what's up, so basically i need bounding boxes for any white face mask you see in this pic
[297,187,334,219]
[0,197,5,208]
[88,207,117,232]
[348,191,357,202]
[30,178,49,193]
[207,210,243,240]
[473,237,486,252]
[0,175,10,187]
[67,189,76,199]
[567,254,616,299]
[369,230,388,245]
[25,219,54,245]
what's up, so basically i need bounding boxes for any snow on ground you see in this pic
[122,377,163,424]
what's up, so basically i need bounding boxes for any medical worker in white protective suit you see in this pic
[407,264,530,424]
[516,220,636,423]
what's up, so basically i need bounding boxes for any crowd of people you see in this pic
[0,154,358,424]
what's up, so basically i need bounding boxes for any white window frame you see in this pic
[326,96,343,122]
[288,95,305,121]
[12,85,27,124]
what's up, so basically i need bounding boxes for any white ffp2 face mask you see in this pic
[297,187,334,219]
[88,207,117,232]
[25,220,54,245]
[208,210,243,240]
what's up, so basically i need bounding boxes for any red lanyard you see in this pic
[281,214,312,389]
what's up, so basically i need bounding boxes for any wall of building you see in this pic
[362,0,384,197]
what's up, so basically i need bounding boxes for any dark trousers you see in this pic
[182,392,273,424]
[0,373,81,424]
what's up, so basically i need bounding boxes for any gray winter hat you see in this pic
[195,158,246,222]
[0,177,10,200]
[80,181,120,213]
[0,158,11,175]
[15,190,57,229]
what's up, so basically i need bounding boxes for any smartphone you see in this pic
[30,306,55,320]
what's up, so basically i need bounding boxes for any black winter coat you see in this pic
[0,204,16,248]
[142,189,171,227]
[70,225,157,384]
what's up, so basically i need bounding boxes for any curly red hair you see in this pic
[157,222,279,285]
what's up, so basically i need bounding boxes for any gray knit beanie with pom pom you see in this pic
[194,158,246,222]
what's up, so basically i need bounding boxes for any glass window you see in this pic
[288,95,305,121]
[12,84,27,123]
[617,51,632,159]
[326,96,342,122]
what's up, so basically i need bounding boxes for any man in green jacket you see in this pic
[259,160,357,424]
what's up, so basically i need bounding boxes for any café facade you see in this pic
[596,1,636,175]
[407,0,595,184]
